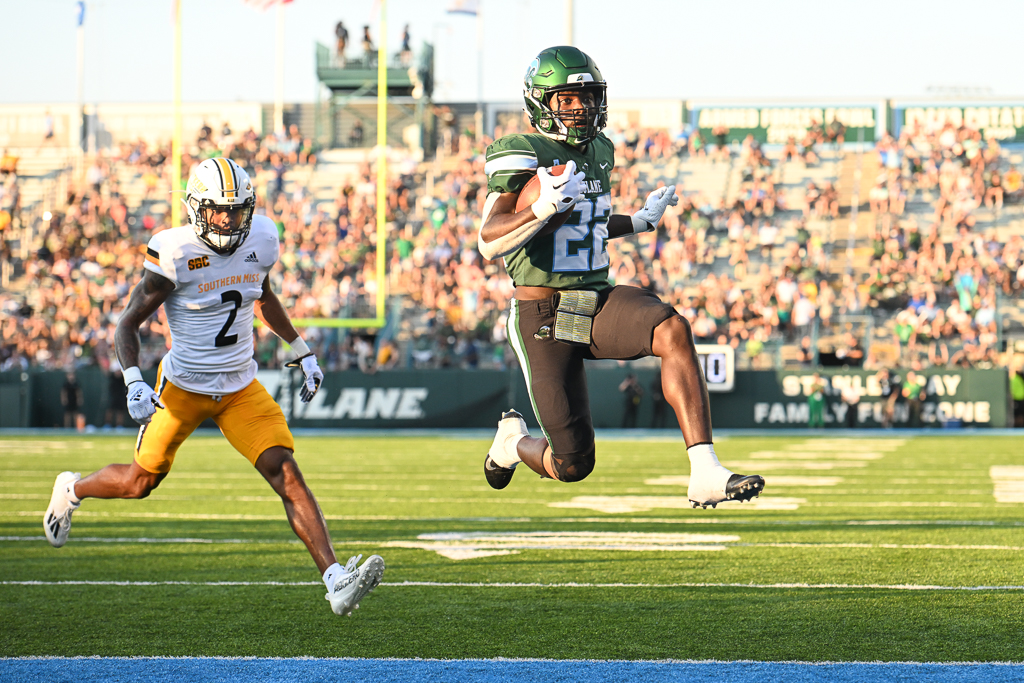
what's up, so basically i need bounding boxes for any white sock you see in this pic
[687,443,729,473]
[66,481,80,504]
[322,562,344,592]
[491,433,525,468]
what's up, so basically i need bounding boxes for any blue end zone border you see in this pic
[2,658,1023,682]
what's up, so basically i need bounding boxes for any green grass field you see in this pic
[2,432,1024,662]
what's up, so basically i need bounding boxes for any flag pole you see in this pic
[76,1,86,155]
[171,0,182,228]
[274,1,285,135]
[376,0,388,324]
[475,2,483,140]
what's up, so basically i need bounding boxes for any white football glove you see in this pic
[286,354,324,403]
[126,380,163,425]
[631,185,679,233]
[532,160,586,221]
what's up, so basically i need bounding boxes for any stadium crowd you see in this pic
[1,113,1022,378]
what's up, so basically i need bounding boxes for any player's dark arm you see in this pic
[254,275,302,344]
[114,269,175,369]
[483,191,640,241]
[479,192,537,242]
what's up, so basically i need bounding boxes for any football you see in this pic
[515,164,574,234]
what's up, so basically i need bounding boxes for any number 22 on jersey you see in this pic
[552,193,611,272]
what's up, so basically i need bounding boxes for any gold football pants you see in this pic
[134,368,294,474]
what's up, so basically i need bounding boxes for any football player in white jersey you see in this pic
[43,158,384,617]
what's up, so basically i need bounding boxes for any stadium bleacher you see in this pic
[1,113,1021,380]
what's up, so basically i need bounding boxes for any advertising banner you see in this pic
[3,368,1008,430]
[706,369,1007,429]
[690,104,880,145]
[892,104,1024,141]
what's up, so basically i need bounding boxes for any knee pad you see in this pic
[550,447,595,483]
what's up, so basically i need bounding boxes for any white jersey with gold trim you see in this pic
[143,214,279,395]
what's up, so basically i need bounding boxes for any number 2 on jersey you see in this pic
[214,290,242,347]
[552,193,611,272]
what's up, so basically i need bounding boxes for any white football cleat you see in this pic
[326,554,385,616]
[44,471,81,547]
[688,466,765,509]
[484,409,529,490]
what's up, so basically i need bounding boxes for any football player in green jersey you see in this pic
[478,46,764,509]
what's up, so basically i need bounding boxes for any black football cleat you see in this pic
[484,410,528,490]
[484,457,517,490]
[724,473,765,502]
[689,471,766,509]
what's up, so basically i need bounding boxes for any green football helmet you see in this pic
[523,46,607,147]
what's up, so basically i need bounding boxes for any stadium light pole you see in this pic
[75,1,85,154]
[171,0,182,230]
[376,0,388,324]
[565,0,573,45]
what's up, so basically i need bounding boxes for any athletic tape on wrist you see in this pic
[288,337,311,360]
[631,214,654,234]
[122,366,144,386]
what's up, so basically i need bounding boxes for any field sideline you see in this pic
[2,432,1024,668]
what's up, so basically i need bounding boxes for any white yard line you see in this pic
[2,580,1022,591]
[3,510,1024,526]
[4,535,1023,552]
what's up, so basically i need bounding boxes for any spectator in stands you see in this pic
[198,121,213,147]
[826,118,846,147]
[799,128,819,166]
[619,373,643,428]
[0,149,18,177]
[4,114,1022,378]
[840,382,859,428]
[60,370,84,430]
[1004,166,1023,202]
[349,119,364,148]
[362,25,374,60]
[985,170,1004,213]
[105,362,128,429]
[783,136,799,162]
[876,367,900,428]
[902,371,926,427]
[712,125,729,162]
[335,20,348,63]
[807,373,825,429]
[817,182,839,219]
[688,129,706,159]
[791,292,815,340]
[43,110,55,144]
[400,25,412,66]
[758,220,778,262]
[836,332,865,367]
[797,335,814,366]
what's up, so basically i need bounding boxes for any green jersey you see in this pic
[484,132,615,290]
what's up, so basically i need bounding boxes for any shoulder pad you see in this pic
[485,135,539,194]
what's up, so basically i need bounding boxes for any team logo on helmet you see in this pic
[183,158,256,255]
[522,46,607,147]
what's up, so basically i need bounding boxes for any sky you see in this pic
[2,0,1022,106]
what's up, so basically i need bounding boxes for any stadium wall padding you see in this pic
[0,368,1008,429]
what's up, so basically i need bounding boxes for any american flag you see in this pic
[447,0,479,15]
